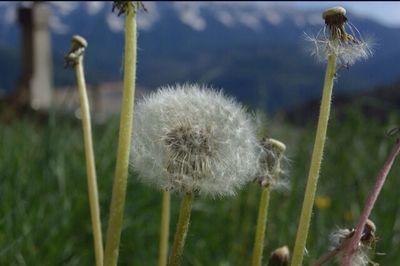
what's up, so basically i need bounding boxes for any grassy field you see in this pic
[1,109,400,265]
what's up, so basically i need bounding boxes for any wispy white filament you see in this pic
[329,228,371,266]
[305,23,373,66]
[131,84,260,196]
[253,138,288,190]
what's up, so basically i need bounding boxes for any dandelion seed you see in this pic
[131,83,260,196]
[305,6,372,66]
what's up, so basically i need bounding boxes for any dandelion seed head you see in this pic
[329,220,377,266]
[329,228,369,266]
[131,83,260,196]
[254,138,288,190]
[305,6,372,66]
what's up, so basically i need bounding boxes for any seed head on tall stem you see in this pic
[291,7,372,266]
[251,138,287,266]
[306,6,372,66]
[64,35,104,266]
[313,220,377,266]
[131,84,261,265]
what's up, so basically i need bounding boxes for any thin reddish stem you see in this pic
[340,138,400,265]
[313,247,341,266]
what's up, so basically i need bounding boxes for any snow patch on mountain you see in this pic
[0,1,376,37]
[175,2,207,31]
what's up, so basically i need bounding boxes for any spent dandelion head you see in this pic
[254,138,287,189]
[64,35,88,68]
[329,219,377,266]
[305,6,372,66]
[131,84,260,196]
[112,1,147,16]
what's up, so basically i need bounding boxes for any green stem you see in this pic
[158,190,171,266]
[104,6,137,266]
[168,193,193,266]
[291,54,337,266]
[74,56,104,266]
[239,184,258,265]
[251,186,271,266]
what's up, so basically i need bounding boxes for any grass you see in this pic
[0,108,399,265]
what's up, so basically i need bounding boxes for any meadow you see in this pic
[1,107,399,265]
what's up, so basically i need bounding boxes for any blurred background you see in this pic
[1,2,400,265]
[1,1,400,117]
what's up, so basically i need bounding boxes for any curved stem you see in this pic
[168,193,193,266]
[313,248,340,266]
[104,6,137,266]
[340,138,400,265]
[74,56,104,266]
[291,54,337,266]
[158,190,171,266]
[251,186,271,266]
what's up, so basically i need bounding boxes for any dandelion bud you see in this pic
[131,84,259,196]
[268,245,290,266]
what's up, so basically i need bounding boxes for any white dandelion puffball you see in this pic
[131,84,260,196]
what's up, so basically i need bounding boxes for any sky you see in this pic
[1,2,400,28]
[291,2,400,27]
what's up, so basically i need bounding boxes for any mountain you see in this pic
[0,2,400,113]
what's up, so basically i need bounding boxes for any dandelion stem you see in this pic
[74,52,104,266]
[291,54,337,266]
[251,186,271,266]
[158,190,171,266]
[168,193,193,266]
[104,5,137,266]
[340,138,400,266]
[313,247,341,266]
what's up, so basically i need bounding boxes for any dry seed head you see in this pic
[268,245,290,266]
[322,6,349,42]
[71,35,88,49]
[64,34,87,67]
[131,84,260,196]
[329,221,378,266]
[254,138,287,189]
[322,6,346,19]
[360,219,376,246]
[305,6,372,66]
[112,1,147,16]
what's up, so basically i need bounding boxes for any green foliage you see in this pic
[0,109,399,265]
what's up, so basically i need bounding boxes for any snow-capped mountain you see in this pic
[0,2,325,35]
[1,2,400,112]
